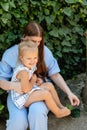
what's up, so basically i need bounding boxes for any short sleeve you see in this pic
[0,45,18,80]
[44,46,60,76]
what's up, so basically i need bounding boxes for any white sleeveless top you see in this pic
[11,64,37,82]
[11,64,41,109]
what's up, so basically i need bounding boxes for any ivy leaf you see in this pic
[58,27,70,36]
[63,7,72,17]
[65,0,75,3]
[63,47,71,53]
[0,104,4,111]
[1,13,11,24]
[61,40,71,47]
[1,2,9,12]
[21,3,28,12]
[82,0,87,5]
[12,10,20,18]
[44,9,50,15]
[1,17,8,24]
[49,28,59,37]
[45,16,51,25]
[72,26,84,36]
[0,9,3,14]
[56,51,62,58]
[66,104,73,110]
[9,1,16,8]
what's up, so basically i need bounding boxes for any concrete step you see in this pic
[0,111,87,130]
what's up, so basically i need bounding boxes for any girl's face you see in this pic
[23,36,42,46]
[20,49,38,69]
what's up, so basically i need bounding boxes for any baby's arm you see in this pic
[17,70,34,93]
[30,74,37,86]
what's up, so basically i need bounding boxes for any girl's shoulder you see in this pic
[2,44,18,59]
[2,45,18,68]
[4,45,18,56]
[44,45,52,56]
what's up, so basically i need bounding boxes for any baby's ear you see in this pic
[19,55,23,61]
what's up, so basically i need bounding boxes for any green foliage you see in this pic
[66,104,73,110]
[0,0,86,117]
[0,104,4,113]
[0,90,5,113]
[0,90,7,118]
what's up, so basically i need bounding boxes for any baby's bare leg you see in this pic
[25,90,71,118]
[40,82,64,108]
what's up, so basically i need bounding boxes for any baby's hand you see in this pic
[36,78,44,86]
[31,74,37,84]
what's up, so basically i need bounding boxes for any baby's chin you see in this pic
[28,65,35,70]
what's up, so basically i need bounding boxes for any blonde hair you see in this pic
[18,41,38,57]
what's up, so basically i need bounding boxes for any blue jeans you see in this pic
[6,92,49,130]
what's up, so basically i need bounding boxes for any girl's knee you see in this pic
[29,102,48,117]
[28,102,48,130]
[6,116,28,130]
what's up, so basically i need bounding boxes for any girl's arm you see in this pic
[0,80,23,93]
[0,45,19,91]
[50,72,80,106]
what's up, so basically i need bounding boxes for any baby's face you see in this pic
[20,49,38,69]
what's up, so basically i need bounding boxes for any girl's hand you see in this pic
[10,82,23,94]
[0,80,23,94]
[68,92,80,106]
[14,85,23,94]
[0,80,11,91]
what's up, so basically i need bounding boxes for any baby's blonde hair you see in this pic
[18,41,38,57]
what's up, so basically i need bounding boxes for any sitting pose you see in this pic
[0,21,80,130]
[11,40,71,118]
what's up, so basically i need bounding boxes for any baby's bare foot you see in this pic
[57,107,71,118]
[59,105,65,109]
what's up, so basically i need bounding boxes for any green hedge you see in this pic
[0,0,86,117]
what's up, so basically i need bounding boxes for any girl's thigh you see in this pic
[28,102,49,130]
[7,92,28,121]
[6,92,28,130]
